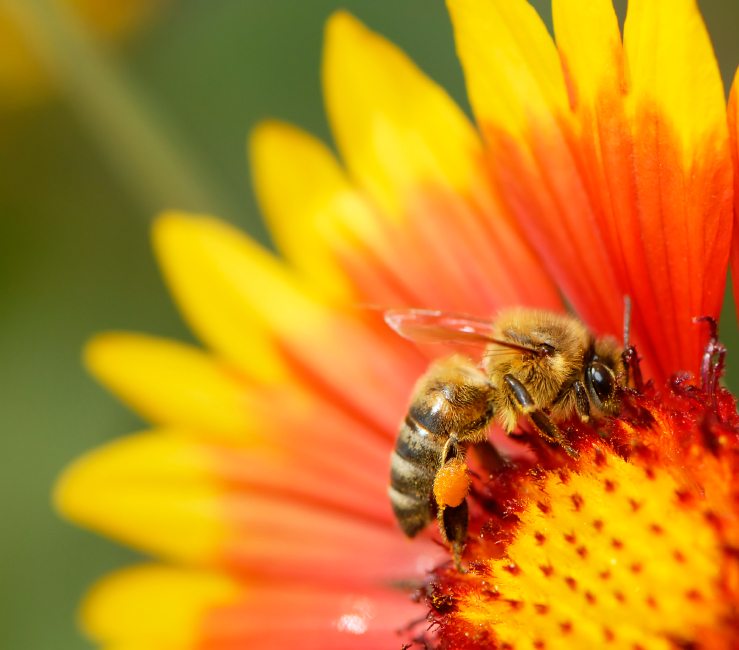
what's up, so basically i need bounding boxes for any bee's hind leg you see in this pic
[503,374,579,459]
[438,501,468,571]
[434,435,470,571]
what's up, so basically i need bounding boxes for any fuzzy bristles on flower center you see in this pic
[420,381,739,650]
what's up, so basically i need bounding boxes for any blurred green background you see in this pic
[1,1,737,648]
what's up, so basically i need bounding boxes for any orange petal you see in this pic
[622,0,732,376]
[447,0,622,338]
[203,583,423,649]
[729,67,739,323]
[451,0,733,379]
[552,0,670,376]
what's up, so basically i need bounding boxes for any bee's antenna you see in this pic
[621,295,643,391]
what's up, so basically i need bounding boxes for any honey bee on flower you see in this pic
[55,1,739,649]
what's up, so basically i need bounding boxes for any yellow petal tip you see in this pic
[81,564,241,647]
[54,434,225,563]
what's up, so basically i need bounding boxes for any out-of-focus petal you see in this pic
[153,213,290,384]
[250,121,357,303]
[203,584,423,649]
[323,10,479,216]
[55,432,227,564]
[82,564,240,650]
[56,432,441,587]
[85,333,254,441]
[83,565,422,650]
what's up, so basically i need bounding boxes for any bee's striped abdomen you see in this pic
[389,413,446,537]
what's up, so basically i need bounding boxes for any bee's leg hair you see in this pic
[503,374,579,459]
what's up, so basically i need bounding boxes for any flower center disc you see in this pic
[426,389,739,650]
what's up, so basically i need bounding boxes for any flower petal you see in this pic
[322,11,562,313]
[249,120,357,303]
[729,67,739,322]
[154,212,424,433]
[56,432,441,587]
[323,10,479,216]
[623,0,732,374]
[447,0,622,337]
[83,332,393,477]
[85,332,255,441]
[153,212,290,385]
[250,119,415,307]
[55,432,227,564]
[82,564,240,649]
[551,0,669,373]
[83,565,422,650]
[450,0,733,379]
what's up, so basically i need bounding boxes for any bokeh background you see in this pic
[1,1,737,648]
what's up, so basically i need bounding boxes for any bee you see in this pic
[386,307,624,568]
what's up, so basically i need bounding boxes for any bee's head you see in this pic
[587,337,624,415]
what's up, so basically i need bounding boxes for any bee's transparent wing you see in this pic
[384,308,536,354]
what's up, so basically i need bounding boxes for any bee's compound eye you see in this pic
[588,362,615,404]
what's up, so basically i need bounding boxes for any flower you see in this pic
[56,1,739,649]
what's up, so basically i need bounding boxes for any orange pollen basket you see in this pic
[407,341,739,650]
[433,457,471,508]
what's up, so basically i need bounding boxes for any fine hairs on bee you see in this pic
[386,307,625,569]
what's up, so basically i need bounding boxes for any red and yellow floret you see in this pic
[426,379,739,650]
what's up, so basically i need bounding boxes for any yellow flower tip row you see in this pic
[54,432,227,565]
[322,9,482,217]
[84,332,255,439]
[248,119,357,303]
[81,564,240,649]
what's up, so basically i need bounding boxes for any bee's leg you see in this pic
[438,501,468,571]
[434,435,470,571]
[573,380,590,423]
[503,374,579,458]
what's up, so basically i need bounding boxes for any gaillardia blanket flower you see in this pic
[56,1,739,648]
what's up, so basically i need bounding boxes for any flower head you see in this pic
[56,1,738,649]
